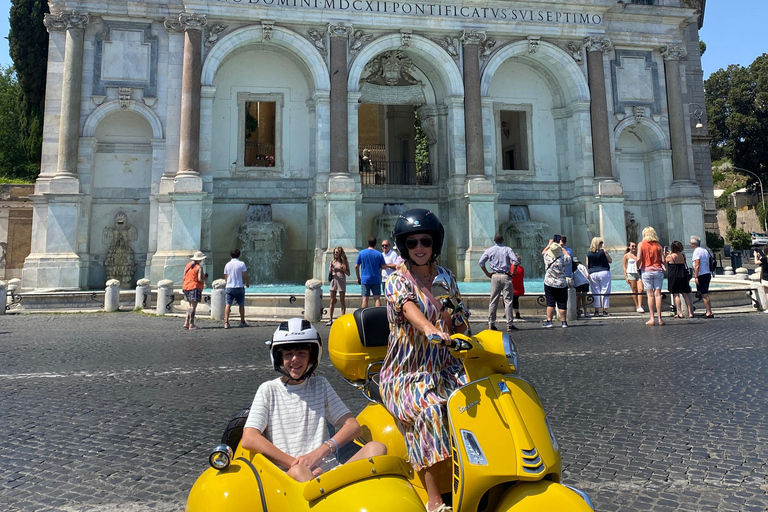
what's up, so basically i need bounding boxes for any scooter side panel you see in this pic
[308,475,427,511]
[495,480,594,512]
[185,461,268,512]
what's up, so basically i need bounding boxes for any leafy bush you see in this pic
[726,206,737,228]
[756,201,767,233]
[725,228,752,250]
[706,231,724,250]
[712,170,725,185]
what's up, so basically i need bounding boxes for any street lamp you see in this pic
[689,103,704,129]
[732,166,767,233]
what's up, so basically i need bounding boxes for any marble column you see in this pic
[329,24,351,175]
[164,13,207,178]
[43,11,90,181]
[584,36,614,180]
[661,45,692,182]
[461,30,485,176]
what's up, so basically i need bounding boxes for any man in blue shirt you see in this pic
[355,237,387,308]
[479,234,520,331]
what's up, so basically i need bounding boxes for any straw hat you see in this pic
[190,251,207,261]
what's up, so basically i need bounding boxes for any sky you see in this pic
[0,1,765,78]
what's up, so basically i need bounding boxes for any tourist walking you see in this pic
[479,234,520,331]
[327,247,350,325]
[379,208,468,512]
[355,237,386,308]
[587,237,612,315]
[380,239,398,281]
[572,257,591,318]
[755,248,768,313]
[223,249,250,329]
[636,227,666,326]
[690,236,714,318]
[665,241,694,319]
[542,237,571,328]
[512,264,525,321]
[182,251,207,330]
[623,242,645,313]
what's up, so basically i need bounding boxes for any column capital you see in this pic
[328,23,352,39]
[461,30,486,47]
[583,36,613,53]
[44,11,89,32]
[164,12,207,33]
[660,45,688,61]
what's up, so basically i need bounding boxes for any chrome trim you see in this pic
[209,444,233,470]
[460,429,488,465]
[565,485,595,509]
[502,333,519,374]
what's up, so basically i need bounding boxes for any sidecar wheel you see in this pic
[221,407,250,450]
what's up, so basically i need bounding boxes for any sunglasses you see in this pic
[381,244,390,247]
[405,237,433,250]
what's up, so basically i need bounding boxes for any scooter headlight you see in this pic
[502,333,519,374]
[544,416,559,453]
[209,444,233,470]
[460,429,488,465]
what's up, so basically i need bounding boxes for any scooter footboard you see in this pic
[495,480,594,512]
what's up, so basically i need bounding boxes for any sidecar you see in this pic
[186,412,425,512]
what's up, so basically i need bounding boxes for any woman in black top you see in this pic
[587,237,613,315]
[755,248,768,314]
[665,241,694,318]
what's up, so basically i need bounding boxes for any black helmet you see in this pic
[267,318,322,381]
[393,209,445,263]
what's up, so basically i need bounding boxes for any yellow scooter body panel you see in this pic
[496,480,595,511]
[185,451,426,512]
[328,313,387,382]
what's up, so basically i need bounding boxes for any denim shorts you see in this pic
[641,270,664,290]
[361,283,382,297]
[226,287,246,306]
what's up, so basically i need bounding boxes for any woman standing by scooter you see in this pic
[379,209,469,512]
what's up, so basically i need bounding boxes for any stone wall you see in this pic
[0,185,34,280]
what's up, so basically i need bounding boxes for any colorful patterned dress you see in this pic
[379,266,468,471]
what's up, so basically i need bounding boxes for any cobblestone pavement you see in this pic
[1,311,767,511]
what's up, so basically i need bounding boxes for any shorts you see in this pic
[641,270,664,290]
[626,272,640,281]
[544,284,568,310]
[183,288,202,303]
[696,273,711,294]
[226,287,245,306]
[361,283,382,297]
[576,284,590,294]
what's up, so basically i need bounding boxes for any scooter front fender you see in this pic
[494,480,594,512]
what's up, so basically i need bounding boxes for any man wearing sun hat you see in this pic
[182,251,207,330]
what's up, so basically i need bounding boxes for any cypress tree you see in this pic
[8,0,49,173]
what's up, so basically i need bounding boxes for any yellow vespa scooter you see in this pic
[327,272,595,511]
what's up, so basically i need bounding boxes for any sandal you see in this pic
[325,319,334,326]
[189,325,200,330]
[602,311,611,316]
[704,314,715,319]
[224,322,230,329]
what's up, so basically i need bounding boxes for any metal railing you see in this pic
[359,161,432,186]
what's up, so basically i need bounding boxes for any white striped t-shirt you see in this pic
[244,375,350,471]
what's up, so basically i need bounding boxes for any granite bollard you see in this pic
[0,280,6,315]
[135,278,151,310]
[304,279,323,322]
[735,268,749,280]
[210,279,226,320]
[566,285,577,322]
[104,279,121,312]
[156,280,174,316]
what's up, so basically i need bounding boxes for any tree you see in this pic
[726,228,752,251]
[8,0,49,168]
[0,66,37,181]
[705,54,768,189]
[699,40,706,57]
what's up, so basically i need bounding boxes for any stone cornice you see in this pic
[660,45,688,61]
[44,11,89,32]
[164,12,207,33]
[583,36,612,53]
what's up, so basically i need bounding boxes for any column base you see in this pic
[463,176,498,281]
[21,253,86,291]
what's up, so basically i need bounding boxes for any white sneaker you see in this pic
[542,320,553,328]
[561,322,568,328]
[636,307,645,313]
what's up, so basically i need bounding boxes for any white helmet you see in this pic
[268,318,322,381]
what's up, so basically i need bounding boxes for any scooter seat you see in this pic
[353,307,390,347]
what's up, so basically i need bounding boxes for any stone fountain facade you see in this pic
[20,1,713,289]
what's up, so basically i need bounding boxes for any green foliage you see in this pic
[0,66,37,182]
[756,201,767,232]
[726,228,752,250]
[705,54,768,192]
[8,0,49,165]
[706,231,724,250]
[413,107,429,169]
[699,40,706,57]
[726,206,737,228]
[712,170,725,185]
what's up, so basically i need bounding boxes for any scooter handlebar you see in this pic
[427,333,470,350]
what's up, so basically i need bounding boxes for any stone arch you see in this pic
[83,100,163,139]
[481,41,590,104]
[614,117,669,151]
[202,25,330,92]
[347,34,464,99]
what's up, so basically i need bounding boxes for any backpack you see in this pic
[707,249,718,275]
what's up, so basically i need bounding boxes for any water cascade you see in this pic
[500,206,552,279]
[373,203,405,248]
[237,204,286,284]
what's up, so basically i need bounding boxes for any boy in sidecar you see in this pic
[240,318,386,482]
